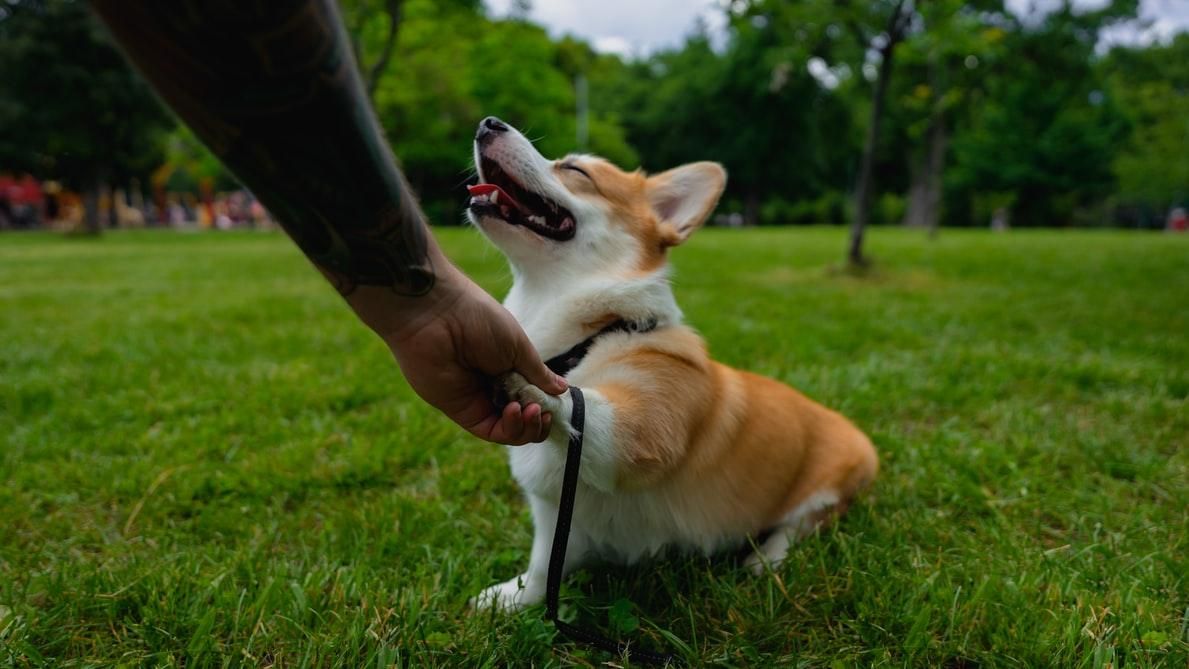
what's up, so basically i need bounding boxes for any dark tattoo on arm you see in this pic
[90,0,432,296]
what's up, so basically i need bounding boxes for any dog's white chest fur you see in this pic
[500,275,736,564]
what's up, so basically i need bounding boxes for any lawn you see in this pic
[1,226,1185,667]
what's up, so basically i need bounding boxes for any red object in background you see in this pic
[1,173,43,206]
[1169,208,1187,232]
[17,174,43,206]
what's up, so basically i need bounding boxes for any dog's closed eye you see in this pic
[560,163,593,181]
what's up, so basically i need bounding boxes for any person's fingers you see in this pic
[502,401,545,446]
[454,393,548,445]
[535,407,552,442]
[503,401,524,441]
[522,403,542,443]
[512,334,568,396]
[455,401,552,445]
[455,394,519,444]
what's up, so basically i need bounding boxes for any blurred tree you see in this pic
[362,0,630,223]
[1101,33,1189,225]
[467,19,580,158]
[342,0,406,102]
[892,0,1008,236]
[341,0,481,102]
[0,0,171,232]
[599,32,726,173]
[602,13,853,225]
[720,12,852,225]
[729,0,916,265]
[509,0,533,21]
[947,2,1137,227]
[833,0,914,265]
[370,0,484,208]
[551,36,639,167]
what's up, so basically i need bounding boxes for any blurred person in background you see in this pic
[1168,207,1187,232]
[0,172,14,230]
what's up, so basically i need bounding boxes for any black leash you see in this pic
[544,386,679,666]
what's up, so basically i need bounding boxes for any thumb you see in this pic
[514,335,568,396]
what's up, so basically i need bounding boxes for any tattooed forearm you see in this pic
[90,0,433,296]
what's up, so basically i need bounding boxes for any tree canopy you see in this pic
[1,0,1183,238]
[0,0,171,190]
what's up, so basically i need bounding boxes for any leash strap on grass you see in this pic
[545,386,678,666]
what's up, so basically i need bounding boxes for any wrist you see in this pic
[326,237,464,345]
[382,263,469,347]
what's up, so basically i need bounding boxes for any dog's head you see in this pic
[467,117,726,277]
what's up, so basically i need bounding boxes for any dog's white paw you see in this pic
[470,575,541,612]
[744,531,792,576]
[743,551,775,576]
[502,372,565,415]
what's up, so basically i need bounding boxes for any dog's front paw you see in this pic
[470,575,542,612]
[501,372,566,416]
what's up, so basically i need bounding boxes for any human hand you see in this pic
[380,261,568,445]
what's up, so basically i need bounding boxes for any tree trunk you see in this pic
[903,116,947,237]
[923,120,946,239]
[903,159,928,228]
[364,0,403,102]
[848,0,910,268]
[82,181,102,235]
[102,181,116,228]
[848,42,898,267]
[743,188,760,227]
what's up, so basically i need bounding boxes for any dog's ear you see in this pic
[646,162,726,246]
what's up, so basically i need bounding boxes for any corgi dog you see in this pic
[466,116,878,610]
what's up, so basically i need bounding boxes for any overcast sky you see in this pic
[485,0,1189,57]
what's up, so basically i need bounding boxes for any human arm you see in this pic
[89,0,565,443]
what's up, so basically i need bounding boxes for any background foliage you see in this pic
[0,0,1185,235]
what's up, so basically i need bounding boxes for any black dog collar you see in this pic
[544,317,660,377]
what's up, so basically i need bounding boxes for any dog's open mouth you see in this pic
[468,157,576,241]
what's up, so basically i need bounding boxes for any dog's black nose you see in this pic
[476,116,509,143]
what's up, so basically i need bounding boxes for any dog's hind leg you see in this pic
[744,489,842,574]
[745,429,878,575]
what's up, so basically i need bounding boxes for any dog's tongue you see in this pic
[467,183,501,197]
[469,183,527,213]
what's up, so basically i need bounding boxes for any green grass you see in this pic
[1,226,1186,667]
